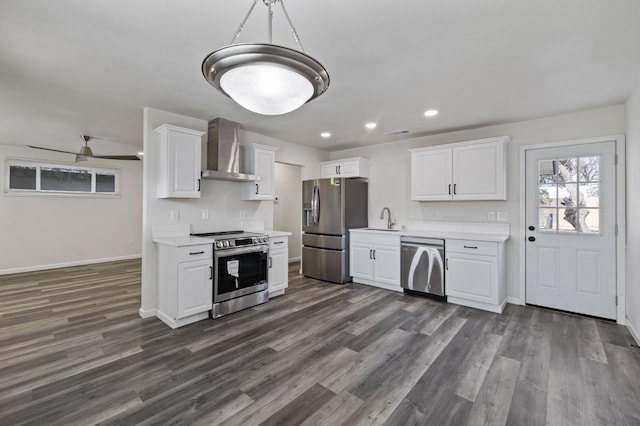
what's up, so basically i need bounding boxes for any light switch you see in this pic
[202,209,210,220]
[488,211,496,221]
[497,211,509,221]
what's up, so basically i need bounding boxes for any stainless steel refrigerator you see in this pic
[302,178,368,283]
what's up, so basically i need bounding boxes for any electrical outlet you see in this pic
[170,209,180,221]
[497,211,509,221]
[434,211,443,220]
[202,209,210,220]
[488,211,496,221]
[240,211,246,219]
[128,236,134,244]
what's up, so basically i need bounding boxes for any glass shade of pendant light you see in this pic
[202,0,329,115]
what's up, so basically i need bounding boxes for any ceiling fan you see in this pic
[28,135,141,162]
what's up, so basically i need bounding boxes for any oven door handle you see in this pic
[215,245,268,258]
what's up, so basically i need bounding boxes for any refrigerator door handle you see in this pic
[311,185,320,225]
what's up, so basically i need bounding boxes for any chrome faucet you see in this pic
[380,207,396,229]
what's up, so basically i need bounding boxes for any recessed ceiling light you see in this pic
[321,132,331,138]
[424,109,438,117]
[365,122,377,129]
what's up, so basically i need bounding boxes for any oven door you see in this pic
[214,245,269,302]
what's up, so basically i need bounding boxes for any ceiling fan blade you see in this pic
[91,155,141,161]
[27,145,77,155]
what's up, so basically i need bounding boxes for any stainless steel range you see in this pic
[191,230,269,318]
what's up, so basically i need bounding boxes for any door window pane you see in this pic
[538,208,556,231]
[9,165,36,190]
[41,167,91,192]
[556,158,578,182]
[538,185,557,207]
[538,160,557,184]
[579,183,600,207]
[578,156,600,182]
[96,173,116,193]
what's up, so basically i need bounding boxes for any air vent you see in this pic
[385,130,410,136]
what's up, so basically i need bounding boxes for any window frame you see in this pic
[4,158,121,198]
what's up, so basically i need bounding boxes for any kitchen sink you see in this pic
[361,228,401,232]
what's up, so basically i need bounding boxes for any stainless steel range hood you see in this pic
[201,118,260,182]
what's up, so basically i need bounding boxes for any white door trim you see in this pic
[518,134,626,324]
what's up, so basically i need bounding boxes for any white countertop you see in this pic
[153,230,291,247]
[350,227,509,242]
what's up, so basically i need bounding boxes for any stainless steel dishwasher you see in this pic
[400,236,445,299]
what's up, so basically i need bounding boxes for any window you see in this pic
[537,156,600,234]
[6,160,119,195]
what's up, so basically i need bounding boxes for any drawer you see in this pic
[350,231,400,247]
[177,244,212,262]
[269,236,288,249]
[446,239,497,256]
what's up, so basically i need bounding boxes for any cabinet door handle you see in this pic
[255,183,259,194]
[338,165,341,174]
[274,241,284,245]
[463,245,478,249]
[369,249,372,259]
[445,258,449,270]
[372,249,376,260]
[448,184,451,195]
[269,256,273,268]
[209,266,213,280]
[189,251,205,255]
[453,183,457,194]
[197,178,201,192]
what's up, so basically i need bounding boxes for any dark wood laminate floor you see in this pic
[1,260,640,425]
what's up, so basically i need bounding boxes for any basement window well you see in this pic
[5,159,119,196]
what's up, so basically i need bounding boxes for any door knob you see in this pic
[528,225,535,231]
[528,236,536,242]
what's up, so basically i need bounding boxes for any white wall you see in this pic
[140,107,328,314]
[330,105,626,303]
[274,162,302,261]
[0,144,142,273]
[625,87,640,342]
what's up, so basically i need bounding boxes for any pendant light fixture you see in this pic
[202,0,329,115]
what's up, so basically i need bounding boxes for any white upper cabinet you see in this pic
[241,143,277,200]
[155,124,205,199]
[320,157,369,179]
[410,136,509,201]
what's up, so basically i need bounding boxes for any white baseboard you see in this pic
[627,317,640,345]
[507,296,525,306]
[0,254,142,275]
[139,307,157,319]
[288,257,301,263]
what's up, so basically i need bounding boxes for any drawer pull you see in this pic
[209,266,213,280]
[463,245,478,249]
[189,251,205,255]
[273,241,284,245]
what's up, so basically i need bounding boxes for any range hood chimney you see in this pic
[201,118,260,182]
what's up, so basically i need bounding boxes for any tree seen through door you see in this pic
[538,156,601,233]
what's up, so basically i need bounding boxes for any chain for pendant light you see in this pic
[229,0,306,52]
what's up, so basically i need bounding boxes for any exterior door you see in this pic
[525,141,617,319]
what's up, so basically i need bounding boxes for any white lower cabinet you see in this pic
[350,231,401,291]
[445,239,506,313]
[268,235,289,296]
[157,243,213,328]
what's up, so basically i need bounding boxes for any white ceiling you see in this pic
[1,0,640,155]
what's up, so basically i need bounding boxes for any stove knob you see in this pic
[223,241,229,248]
[215,241,223,249]
[261,236,267,243]
[229,241,235,247]
[252,237,258,244]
